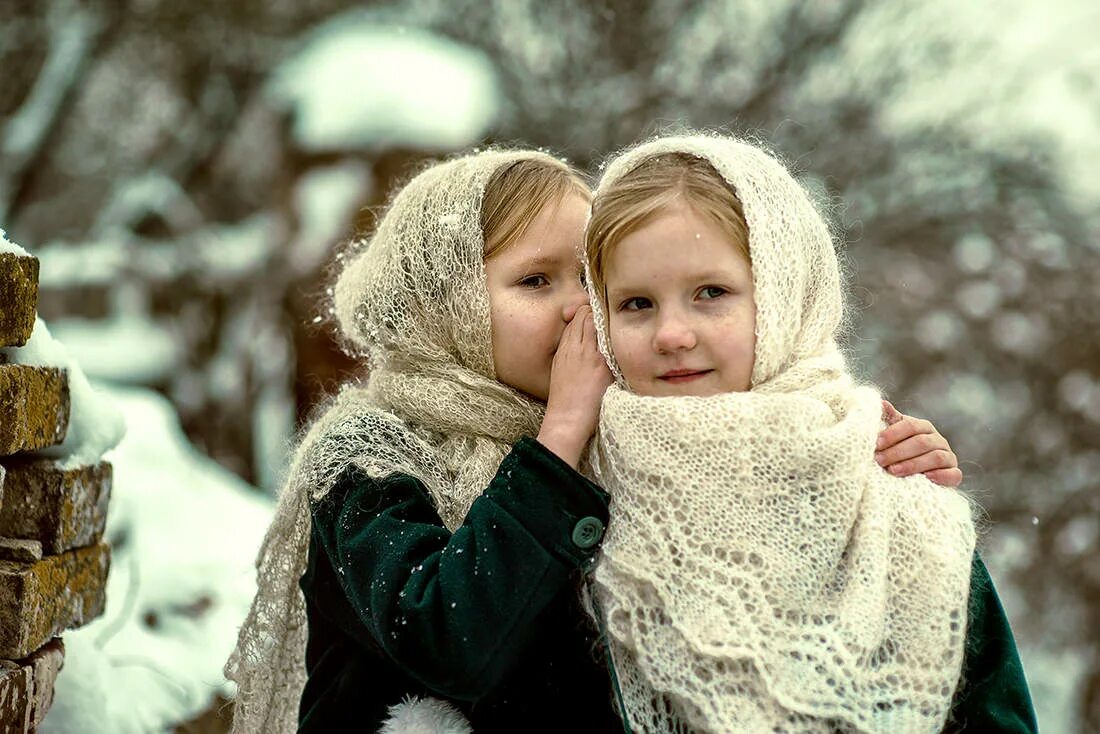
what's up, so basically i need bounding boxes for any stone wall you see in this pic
[0,252,112,732]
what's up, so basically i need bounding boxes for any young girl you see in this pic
[225,147,965,733]
[584,135,1037,733]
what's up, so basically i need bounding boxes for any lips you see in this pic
[657,369,713,383]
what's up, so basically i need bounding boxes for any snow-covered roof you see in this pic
[270,18,501,152]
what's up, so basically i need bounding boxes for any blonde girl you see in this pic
[583,135,1037,733]
[226,147,964,733]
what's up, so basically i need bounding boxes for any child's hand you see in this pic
[537,305,614,468]
[875,400,962,487]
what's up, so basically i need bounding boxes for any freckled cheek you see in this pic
[505,298,561,357]
[713,313,756,378]
[492,302,532,355]
[609,323,650,382]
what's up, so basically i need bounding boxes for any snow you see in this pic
[243,310,296,493]
[1026,232,1070,269]
[0,227,28,256]
[982,535,1086,734]
[1058,370,1095,414]
[93,172,205,234]
[32,216,277,292]
[952,233,995,274]
[290,161,371,275]
[914,310,964,352]
[0,311,267,732]
[1019,645,1085,734]
[954,280,1001,320]
[47,314,182,385]
[943,373,1000,422]
[1056,516,1099,557]
[911,371,1032,456]
[1,7,97,162]
[990,311,1046,355]
[270,17,500,151]
[992,259,1028,299]
[33,238,128,288]
[198,214,279,281]
[251,381,296,493]
[40,385,274,734]
[0,318,125,467]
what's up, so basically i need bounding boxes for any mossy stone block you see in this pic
[0,460,111,555]
[0,658,32,732]
[0,543,109,659]
[0,366,69,456]
[0,637,64,733]
[0,253,39,348]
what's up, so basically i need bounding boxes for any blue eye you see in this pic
[698,286,727,300]
[520,275,549,288]
[620,297,652,311]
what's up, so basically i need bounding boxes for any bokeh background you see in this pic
[2,0,1097,731]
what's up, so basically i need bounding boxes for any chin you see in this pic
[668,384,723,398]
[639,378,720,398]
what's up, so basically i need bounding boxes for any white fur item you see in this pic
[379,696,474,734]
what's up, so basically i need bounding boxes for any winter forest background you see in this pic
[2,0,1098,731]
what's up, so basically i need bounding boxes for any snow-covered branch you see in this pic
[0,0,104,222]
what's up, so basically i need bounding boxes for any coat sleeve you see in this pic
[946,553,1039,733]
[308,436,609,701]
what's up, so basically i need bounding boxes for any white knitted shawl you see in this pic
[586,136,977,734]
[224,150,556,734]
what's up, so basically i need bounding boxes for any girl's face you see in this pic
[485,192,590,402]
[605,202,756,397]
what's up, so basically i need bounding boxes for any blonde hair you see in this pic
[481,157,591,259]
[586,152,750,298]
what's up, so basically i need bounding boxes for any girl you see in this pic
[225,147,964,733]
[583,135,1037,733]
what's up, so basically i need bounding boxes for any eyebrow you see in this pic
[605,283,647,302]
[518,254,586,278]
[607,269,740,295]
[683,269,742,282]
[521,254,568,268]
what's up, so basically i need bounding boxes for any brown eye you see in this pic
[620,297,652,312]
[520,275,549,288]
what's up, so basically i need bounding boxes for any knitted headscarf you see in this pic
[585,135,977,733]
[225,150,559,734]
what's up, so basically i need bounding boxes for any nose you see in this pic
[652,310,697,353]
[561,280,591,322]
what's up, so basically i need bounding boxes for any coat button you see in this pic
[571,516,605,549]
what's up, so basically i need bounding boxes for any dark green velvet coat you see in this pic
[298,437,1037,733]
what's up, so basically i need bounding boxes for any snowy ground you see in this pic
[39,385,273,733]
[0,300,273,732]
